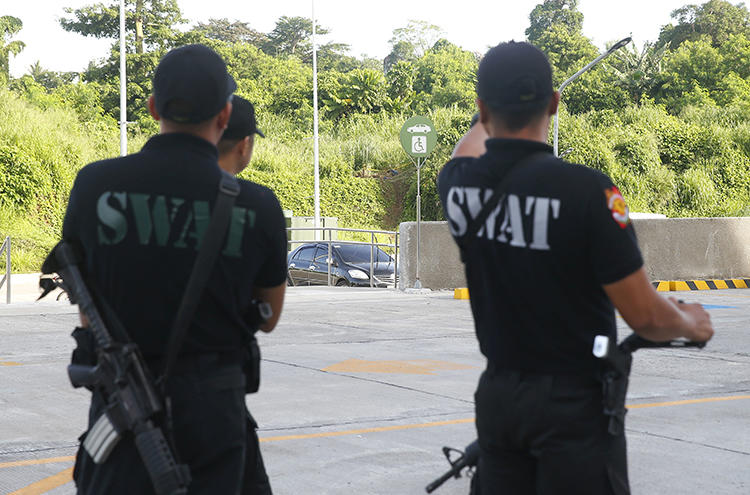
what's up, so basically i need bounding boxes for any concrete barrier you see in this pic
[398,218,750,289]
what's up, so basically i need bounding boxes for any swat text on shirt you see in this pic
[445,186,561,251]
[96,191,256,257]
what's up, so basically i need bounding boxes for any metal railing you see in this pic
[0,237,10,304]
[286,227,399,289]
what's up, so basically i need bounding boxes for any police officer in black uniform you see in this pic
[65,44,287,494]
[217,94,274,495]
[218,96,265,177]
[438,42,714,495]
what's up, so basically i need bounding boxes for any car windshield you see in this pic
[335,244,392,263]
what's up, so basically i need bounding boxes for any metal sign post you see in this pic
[399,116,437,289]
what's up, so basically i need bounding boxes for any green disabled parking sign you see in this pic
[399,116,437,158]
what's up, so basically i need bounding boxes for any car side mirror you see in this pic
[328,258,337,266]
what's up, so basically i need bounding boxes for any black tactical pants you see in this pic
[73,356,266,494]
[474,367,630,495]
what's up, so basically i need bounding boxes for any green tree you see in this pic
[263,16,328,57]
[525,1,598,81]
[608,42,667,104]
[192,18,267,46]
[413,40,478,111]
[323,69,388,119]
[389,20,444,57]
[27,61,77,90]
[526,0,584,45]
[657,0,750,49]
[0,16,25,81]
[384,40,417,72]
[60,0,185,54]
[386,60,416,109]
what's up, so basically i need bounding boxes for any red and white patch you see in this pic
[605,186,630,229]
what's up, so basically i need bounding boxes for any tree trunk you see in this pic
[135,0,144,54]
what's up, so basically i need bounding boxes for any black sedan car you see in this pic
[287,242,396,287]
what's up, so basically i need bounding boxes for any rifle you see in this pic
[40,241,191,495]
[425,441,479,493]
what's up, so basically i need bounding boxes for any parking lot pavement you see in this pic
[0,287,748,494]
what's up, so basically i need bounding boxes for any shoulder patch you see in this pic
[605,186,630,228]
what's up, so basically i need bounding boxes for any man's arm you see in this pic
[252,283,285,333]
[603,267,714,343]
[451,117,488,159]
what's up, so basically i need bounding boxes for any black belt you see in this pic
[147,350,243,375]
[485,363,600,388]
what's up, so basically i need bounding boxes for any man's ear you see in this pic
[477,98,491,125]
[548,91,561,116]
[217,101,233,130]
[148,95,161,121]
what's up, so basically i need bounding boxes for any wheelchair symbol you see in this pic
[412,136,427,154]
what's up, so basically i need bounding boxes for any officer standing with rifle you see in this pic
[44,44,287,494]
[438,41,714,494]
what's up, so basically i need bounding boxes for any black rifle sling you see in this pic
[456,152,549,262]
[160,171,240,386]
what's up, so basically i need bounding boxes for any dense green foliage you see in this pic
[1,0,750,271]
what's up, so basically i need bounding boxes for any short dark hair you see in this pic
[217,137,244,155]
[486,98,552,131]
[477,41,554,131]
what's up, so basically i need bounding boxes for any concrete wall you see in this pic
[398,218,750,289]
[635,217,750,280]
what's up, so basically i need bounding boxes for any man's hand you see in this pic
[603,268,715,343]
[668,297,714,343]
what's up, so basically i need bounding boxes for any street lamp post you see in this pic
[119,0,127,156]
[553,36,631,156]
[312,0,321,240]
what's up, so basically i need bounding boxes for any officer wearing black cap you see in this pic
[218,96,265,176]
[438,41,713,494]
[63,44,288,494]
[216,95,274,495]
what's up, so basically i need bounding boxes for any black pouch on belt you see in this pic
[242,331,261,394]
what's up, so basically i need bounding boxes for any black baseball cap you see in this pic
[476,41,553,109]
[153,44,237,124]
[222,96,265,140]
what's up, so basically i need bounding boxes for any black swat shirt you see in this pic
[438,138,643,374]
[62,133,287,358]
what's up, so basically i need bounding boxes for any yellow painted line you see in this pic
[259,418,475,443]
[0,361,22,366]
[0,456,75,469]
[629,395,750,409]
[731,279,748,289]
[454,288,470,299]
[8,467,73,495]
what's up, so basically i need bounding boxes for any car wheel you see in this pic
[335,279,350,287]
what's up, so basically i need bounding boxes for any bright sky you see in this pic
[5,0,690,78]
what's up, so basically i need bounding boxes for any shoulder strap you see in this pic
[456,152,550,262]
[159,171,241,385]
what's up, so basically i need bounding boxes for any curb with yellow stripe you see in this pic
[652,279,750,291]
[455,278,750,299]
